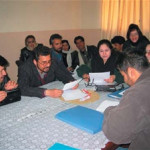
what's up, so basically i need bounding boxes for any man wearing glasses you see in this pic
[18,46,75,98]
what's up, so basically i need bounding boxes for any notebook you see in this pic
[48,143,79,150]
[55,106,104,134]
[108,87,129,99]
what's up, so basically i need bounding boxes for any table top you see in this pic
[0,80,119,150]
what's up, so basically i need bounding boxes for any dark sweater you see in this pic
[18,58,74,98]
[123,36,149,54]
[91,53,117,75]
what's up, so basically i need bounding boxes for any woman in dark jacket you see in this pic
[123,24,149,54]
[62,40,79,72]
[83,39,121,83]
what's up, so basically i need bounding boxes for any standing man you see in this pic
[18,46,75,98]
[74,36,97,67]
[102,52,150,150]
[0,55,18,102]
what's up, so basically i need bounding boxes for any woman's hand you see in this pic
[104,75,116,83]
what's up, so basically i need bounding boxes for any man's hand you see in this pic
[0,91,7,102]
[44,89,63,98]
[4,80,18,91]
[82,74,90,82]
[104,75,116,83]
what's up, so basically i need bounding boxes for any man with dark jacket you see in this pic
[74,36,97,68]
[102,52,150,150]
[0,55,18,102]
[18,46,75,98]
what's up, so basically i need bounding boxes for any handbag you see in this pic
[0,88,21,106]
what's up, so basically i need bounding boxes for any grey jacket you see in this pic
[102,67,150,150]
[18,58,74,98]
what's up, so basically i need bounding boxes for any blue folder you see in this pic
[48,143,79,150]
[108,87,129,99]
[55,105,104,134]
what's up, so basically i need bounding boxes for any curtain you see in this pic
[100,0,150,40]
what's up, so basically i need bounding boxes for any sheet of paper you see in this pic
[89,72,110,85]
[62,89,88,101]
[96,100,119,113]
[63,79,82,91]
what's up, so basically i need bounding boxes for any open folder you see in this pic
[55,106,104,134]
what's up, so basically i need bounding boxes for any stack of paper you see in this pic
[89,72,111,85]
[96,100,119,113]
[62,89,88,101]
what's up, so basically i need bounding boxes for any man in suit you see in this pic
[74,36,97,67]
[18,46,75,98]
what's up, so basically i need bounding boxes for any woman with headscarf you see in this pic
[123,24,149,54]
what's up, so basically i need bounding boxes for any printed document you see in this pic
[89,72,110,85]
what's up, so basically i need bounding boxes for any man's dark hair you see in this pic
[25,35,35,46]
[0,55,9,67]
[117,51,149,73]
[33,46,51,61]
[49,34,62,45]
[74,36,85,44]
[111,36,125,45]
[62,40,70,50]
[126,24,143,40]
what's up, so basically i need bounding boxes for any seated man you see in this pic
[49,33,63,62]
[18,46,75,98]
[0,55,18,102]
[74,36,97,67]
[102,52,150,150]
[111,36,125,52]
[16,35,43,66]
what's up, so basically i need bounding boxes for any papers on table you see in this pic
[89,72,110,85]
[96,100,119,113]
[62,89,90,101]
[63,79,82,91]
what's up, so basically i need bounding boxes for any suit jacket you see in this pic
[18,58,74,98]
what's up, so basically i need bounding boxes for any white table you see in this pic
[0,81,119,150]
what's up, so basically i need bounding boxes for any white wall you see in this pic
[0,0,101,81]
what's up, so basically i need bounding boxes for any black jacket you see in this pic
[0,76,10,90]
[18,58,74,98]
[91,52,117,75]
[123,36,149,54]
[62,51,79,69]
[16,44,43,67]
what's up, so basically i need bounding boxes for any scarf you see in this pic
[62,49,75,67]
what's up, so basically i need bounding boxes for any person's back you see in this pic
[102,52,150,150]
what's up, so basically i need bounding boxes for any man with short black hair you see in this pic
[111,36,125,52]
[18,46,75,98]
[49,34,63,62]
[102,52,150,150]
[0,55,18,102]
[74,36,97,67]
